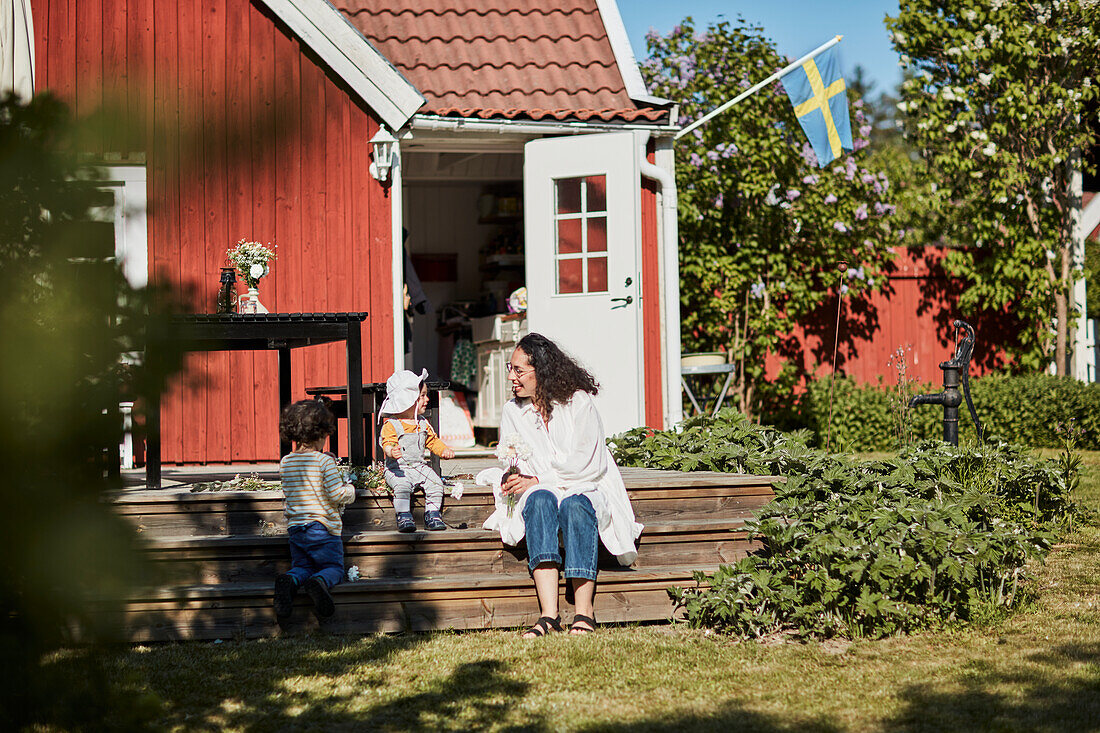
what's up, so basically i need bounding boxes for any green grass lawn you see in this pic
[35,453,1100,732]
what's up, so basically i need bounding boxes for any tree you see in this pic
[887,0,1100,373]
[0,93,180,728]
[641,18,899,417]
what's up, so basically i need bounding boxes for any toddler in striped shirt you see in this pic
[273,399,355,622]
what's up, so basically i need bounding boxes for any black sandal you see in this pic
[522,616,562,638]
[569,614,597,634]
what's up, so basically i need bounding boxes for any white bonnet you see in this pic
[379,368,428,415]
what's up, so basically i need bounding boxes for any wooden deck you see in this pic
[105,460,777,640]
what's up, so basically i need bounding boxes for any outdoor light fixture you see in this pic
[369,126,398,182]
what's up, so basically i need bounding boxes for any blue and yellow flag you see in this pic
[781,46,852,167]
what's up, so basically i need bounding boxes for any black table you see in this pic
[145,312,368,488]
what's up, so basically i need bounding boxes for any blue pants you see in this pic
[286,521,345,589]
[522,490,598,581]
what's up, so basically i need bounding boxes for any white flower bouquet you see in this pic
[227,238,277,288]
[495,433,532,515]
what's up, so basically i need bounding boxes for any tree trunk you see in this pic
[1055,288,1069,376]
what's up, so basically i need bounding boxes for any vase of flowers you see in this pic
[227,238,277,314]
[495,433,532,516]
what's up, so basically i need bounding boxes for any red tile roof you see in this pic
[335,0,670,124]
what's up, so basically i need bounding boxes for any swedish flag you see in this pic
[781,46,852,167]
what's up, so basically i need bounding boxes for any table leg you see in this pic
[146,388,161,489]
[279,347,292,457]
[427,390,441,476]
[346,322,365,466]
[681,375,704,416]
[711,369,737,416]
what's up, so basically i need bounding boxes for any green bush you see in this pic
[770,372,1100,451]
[611,411,1077,639]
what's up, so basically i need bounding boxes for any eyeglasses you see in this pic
[505,363,532,377]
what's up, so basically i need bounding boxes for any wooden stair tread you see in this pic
[139,517,752,549]
[121,564,717,602]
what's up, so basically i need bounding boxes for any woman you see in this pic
[481,333,643,637]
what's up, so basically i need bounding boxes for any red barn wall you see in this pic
[767,246,1013,387]
[34,0,394,463]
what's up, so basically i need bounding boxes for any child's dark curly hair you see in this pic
[516,333,598,421]
[279,399,336,445]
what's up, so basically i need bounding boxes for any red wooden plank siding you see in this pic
[176,0,208,463]
[101,0,126,153]
[250,0,279,457]
[152,0,183,463]
[765,246,1011,387]
[201,0,231,462]
[227,0,256,461]
[31,0,48,91]
[35,0,393,463]
[640,144,662,429]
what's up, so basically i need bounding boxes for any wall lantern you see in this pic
[369,126,398,182]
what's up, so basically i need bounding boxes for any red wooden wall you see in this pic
[640,145,663,428]
[34,0,394,462]
[766,246,1014,387]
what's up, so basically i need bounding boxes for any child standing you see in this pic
[379,369,456,532]
[274,399,355,622]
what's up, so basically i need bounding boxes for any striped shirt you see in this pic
[279,450,355,535]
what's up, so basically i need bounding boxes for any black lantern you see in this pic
[216,267,237,314]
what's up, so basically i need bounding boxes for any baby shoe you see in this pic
[424,510,446,531]
[304,576,335,619]
[396,512,416,533]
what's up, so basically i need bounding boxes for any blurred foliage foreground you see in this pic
[0,94,180,729]
[612,411,1079,639]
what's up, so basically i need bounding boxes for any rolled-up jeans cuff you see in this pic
[528,552,562,572]
[563,567,597,581]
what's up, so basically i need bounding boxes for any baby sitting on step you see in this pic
[379,369,456,532]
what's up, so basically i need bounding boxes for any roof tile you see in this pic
[335,0,670,125]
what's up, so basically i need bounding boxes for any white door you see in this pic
[524,132,644,436]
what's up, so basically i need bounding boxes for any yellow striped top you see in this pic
[279,450,355,535]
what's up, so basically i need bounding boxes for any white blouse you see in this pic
[480,390,643,565]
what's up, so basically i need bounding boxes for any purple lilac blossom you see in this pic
[834,221,848,233]
[853,138,869,152]
[859,125,873,137]
[690,153,703,167]
[800,143,819,167]
[786,189,801,201]
[802,174,819,185]
[825,193,838,204]
[844,157,858,181]
[715,193,724,208]
[855,204,869,221]
[874,201,896,215]
[840,284,850,294]
[750,282,766,299]
[861,172,876,185]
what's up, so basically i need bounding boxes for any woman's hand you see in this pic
[502,472,537,495]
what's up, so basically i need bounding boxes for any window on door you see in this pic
[554,174,607,294]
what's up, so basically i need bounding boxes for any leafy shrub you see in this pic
[771,372,1100,451]
[611,411,1076,639]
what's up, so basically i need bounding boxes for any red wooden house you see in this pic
[30,0,681,463]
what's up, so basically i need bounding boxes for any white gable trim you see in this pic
[1084,191,1100,240]
[257,0,424,131]
[595,0,670,107]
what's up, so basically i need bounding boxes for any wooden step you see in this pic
[138,519,756,586]
[109,468,777,538]
[97,565,715,642]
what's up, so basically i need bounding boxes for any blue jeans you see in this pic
[522,490,598,581]
[286,521,345,589]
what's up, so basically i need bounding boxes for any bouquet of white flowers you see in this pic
[227,238,277,288]
[495,433,532,515]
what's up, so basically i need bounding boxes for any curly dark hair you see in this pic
[515,333,598,420]
[279,399,336,445]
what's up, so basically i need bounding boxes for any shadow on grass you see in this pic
[882,642,1100,732]
[35,636,543,731]
[581,702,842,733]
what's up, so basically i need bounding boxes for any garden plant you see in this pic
[612,411,1078,639]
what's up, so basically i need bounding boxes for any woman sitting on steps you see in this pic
[482,333,643,637]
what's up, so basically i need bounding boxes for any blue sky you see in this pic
[618,0,903,98]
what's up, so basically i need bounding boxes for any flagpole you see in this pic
[674,34,843,140]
